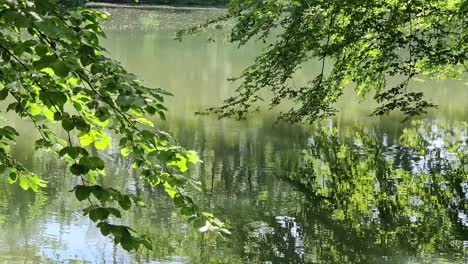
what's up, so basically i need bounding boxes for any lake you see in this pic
[0,7,467,264]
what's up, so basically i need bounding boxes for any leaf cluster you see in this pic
[0,0,227,251]
[183,0,467,122]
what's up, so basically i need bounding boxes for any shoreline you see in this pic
[86,2,226,11]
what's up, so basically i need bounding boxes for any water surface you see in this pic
[0,7,467,264]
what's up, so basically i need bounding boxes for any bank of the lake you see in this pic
[86,2,224,10]
[86,0,227,9]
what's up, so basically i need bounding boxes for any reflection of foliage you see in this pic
[287,120,467,262]
[138,13,160,31]
[2,113,467,262]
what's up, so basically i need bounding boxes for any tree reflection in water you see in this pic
[0,119,466,263]
[275,120,468,263]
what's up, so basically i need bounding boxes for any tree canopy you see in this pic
[180,0,467,122]
[0,0,228,252]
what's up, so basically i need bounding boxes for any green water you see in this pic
[0,7,467,264]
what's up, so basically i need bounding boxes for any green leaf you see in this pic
[28,103,43,116]
[94,132,111,150]
[0,126,19,140]
[70,163,89,175]
[107,207,122,218]
[72,100,83,111]
[40,91,67,109]
[169,154,188,172]
[89,207,109,222]
[79,133,93,146]
[53,111,62,121]
[116,95,132,108]
[158,111,166,120]
[157,151,174,163]
[0,164,8,174]
[74,117,90,132]
[74,185,92,201]
[164,182,177,198]
[33,54,58,70]
[118,195,131,210]
[91,186,110,203]
[142,238,152,250]
[35,138,53,150]
[121,147,131,157]
[90,63,104,74]
[186,150,200,164]
[41,67,54,76]
[60,146,79,159]
[8,171,18,184]
[121,237,138,251]
[43,108,54,121]
[79,156,105,170]
[6,102,18,112]
[18,176,29,190]
[52,61,71,78]
[135,117,154,127]
[62,118,75,132]
[34,43,49,57]
[118,138,128,147]
[98,222,111,236]
[0,89,8,100]
[59,146,87,159]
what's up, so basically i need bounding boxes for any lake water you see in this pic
[0,7,467,264]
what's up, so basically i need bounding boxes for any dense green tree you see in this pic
[181,0,467,122]
[0,0,227,251]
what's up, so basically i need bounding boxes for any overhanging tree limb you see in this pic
[181,0,467,122]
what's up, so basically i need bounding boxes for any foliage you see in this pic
[180,0,467,122]
[0,0,228,252]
